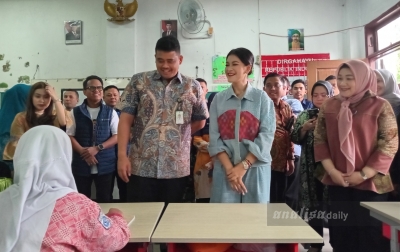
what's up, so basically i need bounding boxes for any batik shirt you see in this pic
[117,70,208,179]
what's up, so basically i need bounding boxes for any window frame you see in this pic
[364,2,400,67]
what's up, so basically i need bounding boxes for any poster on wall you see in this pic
[64,20,82,45]
[161,20,178,39]
[260,53,330,77]
[288,29,304,51]
[212,55,254,84]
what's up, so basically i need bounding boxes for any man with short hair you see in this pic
[281,76,303,211]
[263,72,295,203]
[117,36,208,205]
[291,79,313,110]
[103,85,127,202]
[63,89,79,111]
[325,75,339,96]
[103,85,121,109]
[67,76,119,203]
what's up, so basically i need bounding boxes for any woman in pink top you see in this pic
[0,125,130,252]
[314,60,398,252]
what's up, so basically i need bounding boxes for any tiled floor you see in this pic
[299,228,332,252]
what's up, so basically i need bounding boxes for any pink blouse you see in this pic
[314,93,397,193]
[41,192,130,252]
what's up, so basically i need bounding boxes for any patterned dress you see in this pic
[291,110,326,208]
[208,85,276,203]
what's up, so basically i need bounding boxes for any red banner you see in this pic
[261,53,330,77]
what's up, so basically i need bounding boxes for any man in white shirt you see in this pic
[67,75,119,203]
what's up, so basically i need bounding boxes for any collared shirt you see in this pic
[301,99,314,110]
[116,70,209,179]
[271,99,295,172]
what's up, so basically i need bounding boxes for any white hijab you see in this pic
[375,69,400,115]
[0,125,77,252]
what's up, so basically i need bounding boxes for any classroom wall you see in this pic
[0,0,396,91]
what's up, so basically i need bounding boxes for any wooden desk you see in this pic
[100,202,164,243]
[152,203,322,252]
[361,202,400,252]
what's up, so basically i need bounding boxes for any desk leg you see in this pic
[391,226,400,252]
[276,243,298,252]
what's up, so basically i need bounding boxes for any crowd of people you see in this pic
[0,35,399,252]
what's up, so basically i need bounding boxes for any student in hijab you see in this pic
[375,69,400,201]
[374,69,400,116]
[0,84,30,169]
[314,60,397,252]
[0,126,130,252]
[291,81,333,252]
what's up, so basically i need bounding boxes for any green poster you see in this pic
[212,55,254,84]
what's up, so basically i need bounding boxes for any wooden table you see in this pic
[361,202,400,252]
[100,202,164,251]
[152,203,322,252]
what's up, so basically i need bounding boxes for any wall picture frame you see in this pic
[64,20,82,45]
[161,20,178,39]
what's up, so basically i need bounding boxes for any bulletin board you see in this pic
[212,55,255,83]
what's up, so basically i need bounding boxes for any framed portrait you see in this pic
[161,20,178,39]
[61,88,124,107]
[65,20,82,45]
[288,29,304,51]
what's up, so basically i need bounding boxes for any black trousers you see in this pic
[328,186,390,252]
[74,172,114,203]
[110,171,128,202]
[285,155,300,211]
[127,175,188,203]
[270,170,288,203]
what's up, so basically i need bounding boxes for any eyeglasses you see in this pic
[264,84,282,90]
[86,86,103,92]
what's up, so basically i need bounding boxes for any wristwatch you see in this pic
[360,170,368,180]
[97,144,104,151]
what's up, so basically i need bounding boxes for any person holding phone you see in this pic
[291,81,333,252]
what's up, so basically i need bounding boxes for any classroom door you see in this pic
[306,59,368,94]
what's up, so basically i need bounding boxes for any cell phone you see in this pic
[308,108,319,118]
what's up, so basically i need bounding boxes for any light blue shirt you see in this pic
[282,96,303,157]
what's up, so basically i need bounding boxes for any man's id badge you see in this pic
[176,111,184,125]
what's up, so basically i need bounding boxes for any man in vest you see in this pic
[67,76,119,203]
[116,36,208,206]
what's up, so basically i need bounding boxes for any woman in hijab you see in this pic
[291,80,333,252]
[375,69,400,201]
[375,69,400,116]
[0,126,129,252]
[313,60,397,252]
[0,84,30,169]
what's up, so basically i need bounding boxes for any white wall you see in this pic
[1,0,397,91]
[342,0,400,59]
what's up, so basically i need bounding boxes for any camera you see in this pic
[308,108,319,118]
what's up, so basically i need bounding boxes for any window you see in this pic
[377,16,400,50]
[365,3,400,84]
